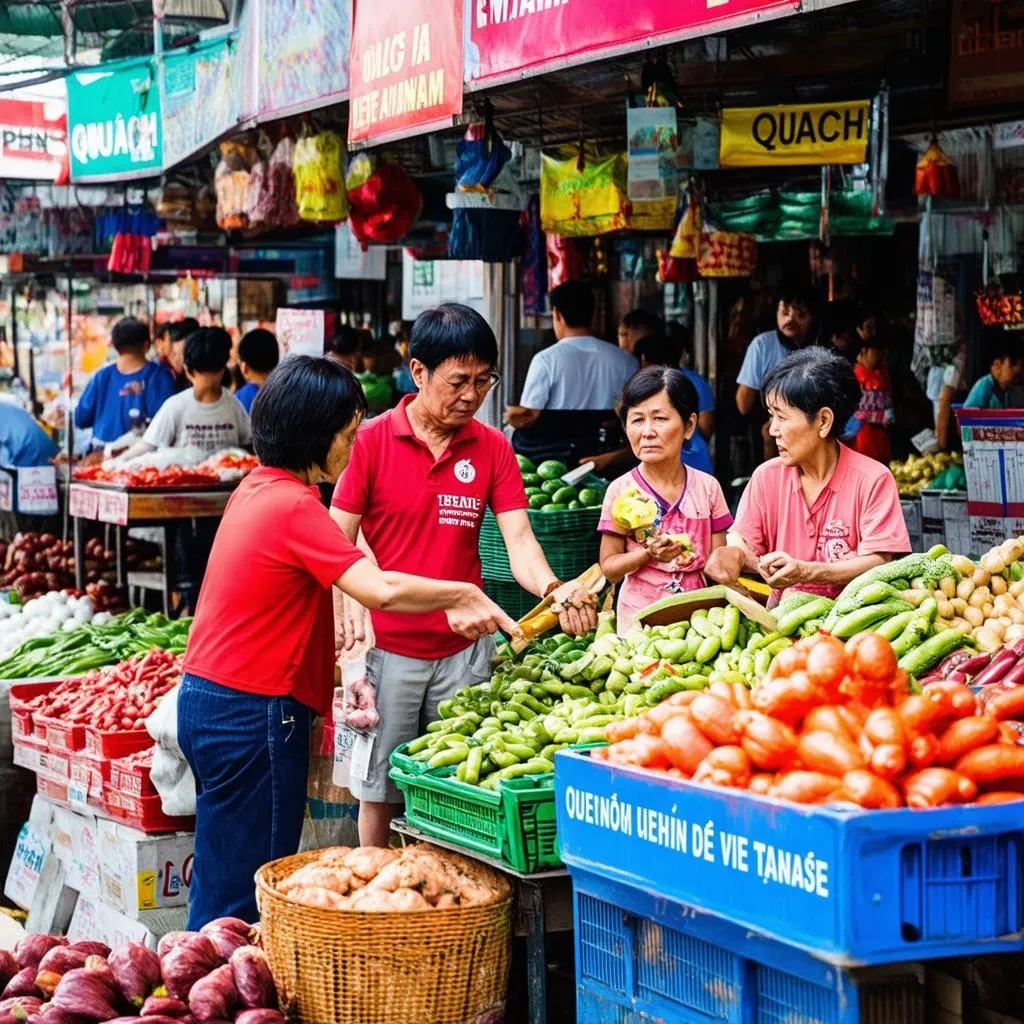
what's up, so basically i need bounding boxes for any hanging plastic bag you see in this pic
[521,195,548,314]
[455,120,511,189]
[541,145,629,236]
[915,140,960,199]
[215,139,253,230]
[266,136,299,227]
[347,158,422,248]
[294,130,348,222]
[546,234,584,288]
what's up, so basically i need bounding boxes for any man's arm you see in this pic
[698,410,715,440]
[506,353,550,428]
[330,506,375,652]
[736,385,759,416]
[505,406,541,430]
[74,377,98,430]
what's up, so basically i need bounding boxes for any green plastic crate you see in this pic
[482,577,538,621]
[389,763,560,873]
[479,507,602,583]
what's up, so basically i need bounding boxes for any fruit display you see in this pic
[403,602,775,787]
[890,451,963,495]
[517,456,605,512]
[0,921,284,1024]
[597,630,1024,809]
[0,610,189,679]
[0,592,118,658]
[73,450,259,489]
[271,843,510,911]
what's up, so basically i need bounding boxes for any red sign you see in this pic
[467,0,799,87]
[0,97,67,182]
[949,0,1024,107]
[348,0,464,146]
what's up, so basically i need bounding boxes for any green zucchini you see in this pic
[891,618,932,658]
[775,591,827,616]
[898,630,970,676]
[875,610,916,642]
[831,599,914,639]
[775,596,833,637]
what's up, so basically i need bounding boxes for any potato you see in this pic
[936,598,954,620]
[902,590,925,607]
[952,617,974,635]
[992,575,1009,596]
[938,576,957,599]
[987,619,1006,640]
[1004,539,1024,563]
[969,589,990,610]
[983,603,995,620]
[1006,624,1024,643]
[981,551,1007,576]
[951,597,968,616]
[957,579,976,601]
[973,567,992,588]
[993,594,1012,614]
[1011,580,1024,599]
[951,554,976,577]
[1017,591,1024,612]
[963,606,985,628]
[974,626,1004,652]
[1010,607,1024,626]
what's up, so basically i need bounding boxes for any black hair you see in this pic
[549,280,595,329]
[238,328,280,374]
[326,325,362,358]
[184,326,232,375]
[621,309,663,337]
[982,326,1023,366]
[619,366,699,426]
[111,317,150,353]
[633,333,679,369]
[251,356,368,472]
[168,318,200,344]
[760,347,860,438]
[775,280,820,317]
[408,303,498,372]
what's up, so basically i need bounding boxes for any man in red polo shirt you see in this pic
[332,303,597,846]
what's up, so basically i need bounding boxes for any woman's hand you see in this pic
[446,585,522,642]
[645,535,687,564]
[705,546,745,585]
[758,551,810,589]
[339,594,373,653]
[552,586,598,636]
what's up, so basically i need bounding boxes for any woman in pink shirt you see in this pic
[599,367,732,630]
[706,348,910,605]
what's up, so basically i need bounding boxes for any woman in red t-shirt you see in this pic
[176,356,518,929]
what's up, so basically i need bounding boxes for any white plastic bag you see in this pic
[145,685,196,817]
[333,657,377,788]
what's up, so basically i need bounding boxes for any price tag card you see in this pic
[0,469,12,512]
[68,780,89,813]
[97,490,129,526]
[17,466,58,515]
[911,428,940,455]
[69,485,99,520]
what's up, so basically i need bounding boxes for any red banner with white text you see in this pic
[349,0,464,147]
[467,0,800,88]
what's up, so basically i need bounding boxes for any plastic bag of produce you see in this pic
[145,685,196,817]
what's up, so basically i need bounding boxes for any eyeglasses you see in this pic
[434,371,501,394]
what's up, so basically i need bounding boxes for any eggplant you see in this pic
[234,1012,285,1024]
[187,967,237,1023]
[108,944,161,1007]
[3,970,41,1000]
[141,997,189,1019]
[13,941,66,973]
[161,937,221,1002]
[50,970,119,1024]
[227,950,274,1012]
[0,955,18,992]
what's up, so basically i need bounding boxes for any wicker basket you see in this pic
[256,850,512,1024]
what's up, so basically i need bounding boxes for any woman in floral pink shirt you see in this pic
[599,367,732,630]
[706,348,909,606]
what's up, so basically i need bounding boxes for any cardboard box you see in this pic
[98,820,193,918]
[4,796,54,910]
[69,895,189,950]
[66,810,101,897]
[25,858,76,936]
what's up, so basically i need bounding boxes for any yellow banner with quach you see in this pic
[719,100,871,168]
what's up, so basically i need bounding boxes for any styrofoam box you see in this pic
[98,819,193,918]
[68,894,189,950]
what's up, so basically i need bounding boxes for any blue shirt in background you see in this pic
[680,368,715,475]
[737,330,793,391]
[235,382,259,414]
[0,403,58,467]
[74,361,175,444]
[964,373,1012,410]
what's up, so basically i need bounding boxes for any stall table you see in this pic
[68,481,236,613]
[391,818,571,1024]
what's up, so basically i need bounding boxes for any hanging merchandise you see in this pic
[448,120,525,262]
[975,283,1024,328]
[541,145,630,236]
[215,138,256,231]
[915,140,960,199]
[294,129,348,223]
[911,269,958,389]
[106,203,161,274]
[13,195,44,254]
[521,195,548,315]
[45,206,94,258]
[346,153,421,249]
[657,187,699,284]
[267,136,300,228]
[0,186,15,252]
[546,234,584,288]
[697,226,757,278]
[246,134,271,232]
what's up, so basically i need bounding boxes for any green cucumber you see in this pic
[775,596,833,637]
[830,599,914,639]
[898,630,970,677]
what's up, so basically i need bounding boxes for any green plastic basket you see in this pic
[483,578,539,621]
[389,763,560,873]
[479,507,602,583]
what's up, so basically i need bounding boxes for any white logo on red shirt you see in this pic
[454,458,476,484]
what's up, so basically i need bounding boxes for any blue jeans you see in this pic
[177,673,312,929]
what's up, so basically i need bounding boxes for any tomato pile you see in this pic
[73,465,221,488]
[21,649,182,733]
[597,631,1024,809]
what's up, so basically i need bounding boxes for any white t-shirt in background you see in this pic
[520,335,638,411]
[143,390,251,453]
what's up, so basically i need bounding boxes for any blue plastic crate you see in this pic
[555,749,1024,966]
[571,868,925,1024]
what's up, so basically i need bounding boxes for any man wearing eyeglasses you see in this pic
[330,303,597,847]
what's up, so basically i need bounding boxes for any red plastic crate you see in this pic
[85,727,152,760]
[37,775,70,806]
[71,751,110,799]
[38,748,71,783]
[35,714,86,753]
[13,736,46,772]
[9,681,61,740]
[102,786,193,834]
[109,759,155,798]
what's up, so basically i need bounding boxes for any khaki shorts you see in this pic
[348,637,495,803]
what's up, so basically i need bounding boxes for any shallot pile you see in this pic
[0,920,282,1024]
[274,843,510,911]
